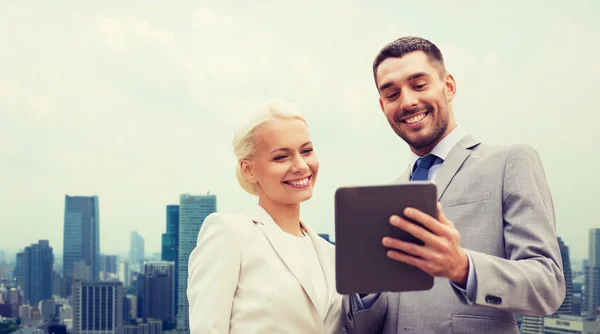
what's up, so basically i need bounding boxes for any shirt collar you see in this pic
[409,124,468,169]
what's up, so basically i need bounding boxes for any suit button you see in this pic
[485,295,502,305]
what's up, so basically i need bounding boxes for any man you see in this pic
[342,36,565,333]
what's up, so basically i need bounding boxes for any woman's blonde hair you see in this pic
[232,99,307,196]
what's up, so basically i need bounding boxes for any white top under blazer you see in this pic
[186,204,343,334]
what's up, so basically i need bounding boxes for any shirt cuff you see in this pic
[450,252,477,304]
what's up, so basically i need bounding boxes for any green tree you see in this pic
[0,320,18,334]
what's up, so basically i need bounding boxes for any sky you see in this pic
[1,1,598,261]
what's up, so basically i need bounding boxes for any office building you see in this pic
[72,281,123,334]
[556,237,573,315]
[585,228,600,314]
[143,261,175,326]
[129,232,145,274]
[176,193,216,332]
[161,204,179,317]
[63,195,100,295]
[18,240,54,306]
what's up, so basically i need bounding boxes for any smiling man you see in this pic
[341,36,566,333]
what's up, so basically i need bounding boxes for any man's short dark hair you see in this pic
[372,36,446,88]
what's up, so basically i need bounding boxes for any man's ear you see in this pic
[444,73,457,102]
[240,160,256,183]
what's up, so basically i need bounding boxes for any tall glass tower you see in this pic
[63,195,100,296]
[19,240,54,305]
[129,231,145,274]
[556,237,573,314]
[162,205,179,317]
[176,193,216,332]
[585,228,600,314]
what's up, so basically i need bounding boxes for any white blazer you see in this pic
[187,205,343,334]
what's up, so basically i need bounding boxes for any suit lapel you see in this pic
[248,205,320,315]
[394,163,412,184]
[303,223,334,319]
[433,135,480,200]
[394,135,481,200]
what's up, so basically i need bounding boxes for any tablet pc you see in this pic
[334,181,437,295]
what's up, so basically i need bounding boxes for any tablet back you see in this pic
[334,182,437,295]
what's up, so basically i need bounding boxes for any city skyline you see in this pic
[1,193,594,262]
[1,1,599,260]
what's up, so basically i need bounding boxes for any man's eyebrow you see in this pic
[379,82,394,91]
[378,72,428,91]
[407,72,427,81]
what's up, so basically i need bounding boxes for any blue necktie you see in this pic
[411,154,438,181]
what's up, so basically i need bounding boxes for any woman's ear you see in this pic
[240,160,256,183]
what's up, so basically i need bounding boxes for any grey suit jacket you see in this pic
[342,135,566,334]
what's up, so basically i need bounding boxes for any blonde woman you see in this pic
[187,99,343,333]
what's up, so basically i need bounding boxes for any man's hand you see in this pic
[382,203,469,286]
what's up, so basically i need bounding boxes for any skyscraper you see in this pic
[585,228,600,314]
[161,204,179,318]
[118,261,130,289]
[15,252,26,290]
[72,281,123,334]
[63,195,100,295]
[102,255,118,274]
[143,261,175,327]
[162,205,179,263]
[18,240,54,305]
[129,231,145,274]
[556,237,573,315]
[176,193,216,332]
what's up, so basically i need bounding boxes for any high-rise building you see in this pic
[48,323,67,334]
[176,193,216,332]
[118,261,130,289]
[143,261,175,327]
[72,281,123,334]
[134,272,145,319]
[63,195,100,295]
[15,252,26,290]
[59,305,73,323]
[162,205,179,263]
[102,255,118,274]
[161,204,179,317]
[584,228,600,314]
[39,299,56,321]
[18,240,54,305]
[556,237,573,315]
[53,271,65,297]
[73,260,93,282]
[129,231,145,274]
[543,314,600,333]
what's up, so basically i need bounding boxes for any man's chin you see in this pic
[399,130,431,145]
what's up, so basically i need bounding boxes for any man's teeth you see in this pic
[405,113,426,124]
[289,177,309,186]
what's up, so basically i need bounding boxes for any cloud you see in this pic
[1,1,598,260]
[192,7,232,31]
[95,16,177,53]
[0,81,52,116]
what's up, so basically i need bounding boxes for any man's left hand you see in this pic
[382,203,469,286]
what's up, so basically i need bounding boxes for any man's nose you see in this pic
[400,91,419,111]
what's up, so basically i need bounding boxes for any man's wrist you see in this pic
[451,251,469,287]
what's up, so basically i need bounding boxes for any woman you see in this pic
[187,99,343,333]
